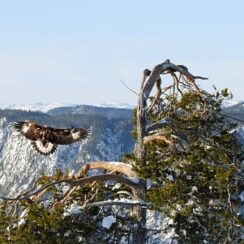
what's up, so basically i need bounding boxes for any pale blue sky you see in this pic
[0,0,243,105]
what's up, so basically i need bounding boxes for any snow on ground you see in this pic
[240,191,244,202]
[147,210,177,244]
[102,215,116,229]
[63,203,82,217]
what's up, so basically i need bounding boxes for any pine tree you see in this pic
[132,67,244,242]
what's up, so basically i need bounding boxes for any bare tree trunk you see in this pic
[132,69,150,244]
[131,60,207,243]
[131,184,147,244]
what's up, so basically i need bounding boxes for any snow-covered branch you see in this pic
[146,118,171,133]
[80,199,150,209]
[143,133,173,145]
[81,161,137,177]
[0,173,142,202]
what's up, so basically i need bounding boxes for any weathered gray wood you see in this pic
[133,59,207,244]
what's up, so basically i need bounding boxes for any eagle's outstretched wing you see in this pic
[13,121,42,141]
[50,127,91,145]
[13,121,91,155]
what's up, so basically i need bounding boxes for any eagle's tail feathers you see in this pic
[77,127,92,140]
[32,140,57,155]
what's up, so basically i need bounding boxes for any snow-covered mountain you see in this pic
[221,99,240,108]
[0,103,76,113]
[0,105,134,197]
[96,102,135,109]
[0,102,135,113]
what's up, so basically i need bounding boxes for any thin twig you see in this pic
[120,79,138,96]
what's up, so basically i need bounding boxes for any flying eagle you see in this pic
[13,121,91,155]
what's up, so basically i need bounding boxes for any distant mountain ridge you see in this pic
[48,104,134,119]
[0,102,134,113]
[0,103,74,113]
[221,99,240,108]
[222,101,244,126]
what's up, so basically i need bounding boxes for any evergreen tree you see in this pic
[0,169,136,243]
[133,86,244,242]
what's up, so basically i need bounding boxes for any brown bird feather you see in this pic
[14,121,91,155]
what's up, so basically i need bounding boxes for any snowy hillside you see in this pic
[0,106,134,197]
